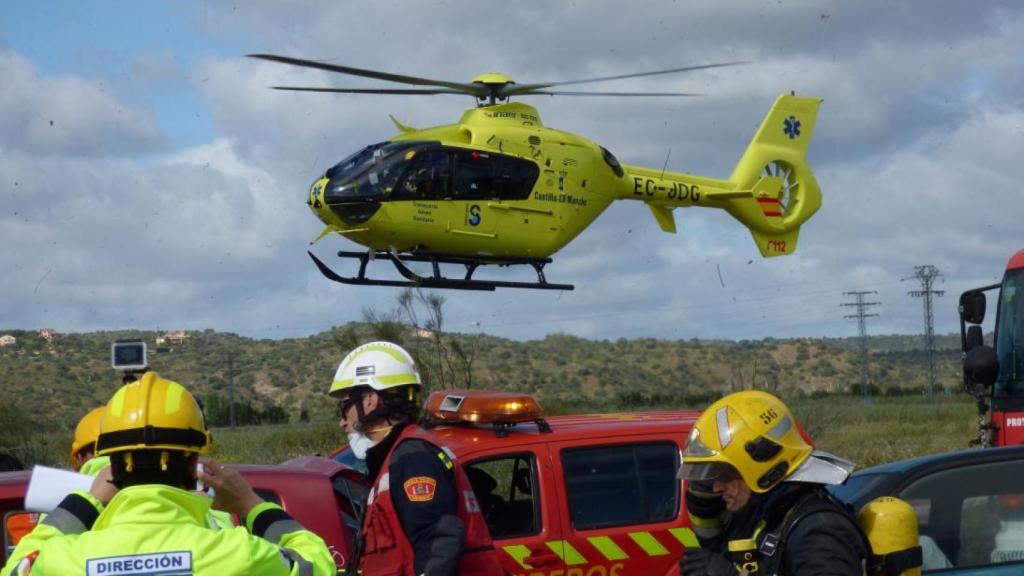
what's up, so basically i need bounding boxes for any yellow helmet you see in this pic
[680,390,812,493]
[70,406,105,469]
[95,371,211,457]
[329,341,421,398]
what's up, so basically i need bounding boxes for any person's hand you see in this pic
[679,548,737,576]
[197,457,263,518]
[89,466,118,504]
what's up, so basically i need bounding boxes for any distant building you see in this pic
[412,328,435,339]
[164,330,188,345]
[0,335,16,347]
[38,328,58,343]
[155,336,166,346]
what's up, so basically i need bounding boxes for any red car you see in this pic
[2,457,368,570]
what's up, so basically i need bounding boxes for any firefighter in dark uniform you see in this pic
[330,341,506,576]
[679,390,870,576]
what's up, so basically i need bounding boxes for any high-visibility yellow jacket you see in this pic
[76,456,234,531]
[2,484,335,575]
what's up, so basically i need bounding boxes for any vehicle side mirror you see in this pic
[964,345,999,388]
[966,325,985,351]
[960,291,987,325]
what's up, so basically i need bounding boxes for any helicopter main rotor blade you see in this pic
[501,61,746,97]
[249,53,485,96]
[271,86,468,95]
[526,90,704,97]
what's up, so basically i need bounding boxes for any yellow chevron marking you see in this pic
[670,527,701,548]
[546,540,587,565]
[629,531,670,556]
[503,544,534,570]
[588,536,629,561]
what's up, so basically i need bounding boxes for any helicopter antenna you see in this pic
[660,148,672,180]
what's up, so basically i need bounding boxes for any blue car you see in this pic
[830,444,1024,575]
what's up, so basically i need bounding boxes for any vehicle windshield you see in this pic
[322,141,423,203]
[995,268,1024,397]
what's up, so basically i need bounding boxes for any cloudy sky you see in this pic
[2,1,1021,342]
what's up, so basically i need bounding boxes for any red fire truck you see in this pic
[960,249,1024,446]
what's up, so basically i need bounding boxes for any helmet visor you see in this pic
[678,461,738,481]
[679,427,732,480]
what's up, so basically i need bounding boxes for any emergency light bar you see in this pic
[425,390,543,424]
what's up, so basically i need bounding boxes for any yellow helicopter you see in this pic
[251,54,823,291]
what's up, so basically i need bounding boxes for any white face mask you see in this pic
[347,431,378,460]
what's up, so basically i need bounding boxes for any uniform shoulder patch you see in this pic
[403,475,438,502]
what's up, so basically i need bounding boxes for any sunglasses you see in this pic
[337,394,361,417]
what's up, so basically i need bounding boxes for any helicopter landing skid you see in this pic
[308,250,574,291]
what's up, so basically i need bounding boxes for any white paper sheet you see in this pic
[24,465,95,512]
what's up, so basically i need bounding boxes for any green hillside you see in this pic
[0,326,965,434]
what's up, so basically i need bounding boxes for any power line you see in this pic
[842,291,880,403]
[906,265,945,401]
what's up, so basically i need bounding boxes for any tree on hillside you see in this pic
[727,349,781,393]
[337,288,480,392]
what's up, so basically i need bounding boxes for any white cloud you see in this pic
[0,49,165,156]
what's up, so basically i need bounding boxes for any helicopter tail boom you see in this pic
[620,94,822,257]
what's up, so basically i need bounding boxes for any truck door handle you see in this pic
[524,551,560,566]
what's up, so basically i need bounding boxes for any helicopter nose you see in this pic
[316,176,381,225]
[309,177,328,208]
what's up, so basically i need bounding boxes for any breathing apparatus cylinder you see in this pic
[858,497,923,576]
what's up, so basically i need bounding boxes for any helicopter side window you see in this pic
[454,151,495,200]
[492,155,538,200]
[393,149,451,201]
[453,151,537,201]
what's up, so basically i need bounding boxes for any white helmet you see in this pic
[329,341,421,397]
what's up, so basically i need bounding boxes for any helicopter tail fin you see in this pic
[719,93,823,257]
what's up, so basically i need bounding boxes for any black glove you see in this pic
[680,548,737,576]
[686,480,725,519]
[686,480,725,546]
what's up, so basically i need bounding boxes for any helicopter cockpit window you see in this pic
[323,141,419,203]
[392,148,451,201]
[325,142,387,181]
[453,150,537,201]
